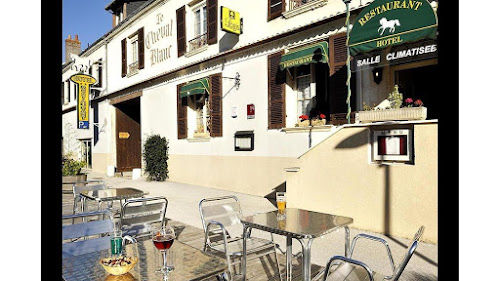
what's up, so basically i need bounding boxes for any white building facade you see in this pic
[62,0,439,198]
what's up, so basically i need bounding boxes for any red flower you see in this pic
[319,114,326,119]
[414,99,423,107]
[299,115,309,120]
[405,98,413,105]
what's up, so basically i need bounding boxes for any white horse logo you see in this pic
[378,17,400,36]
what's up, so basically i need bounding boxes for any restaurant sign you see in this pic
[70,73,97,129]
[221,6,242,35]
[348,0,437,56]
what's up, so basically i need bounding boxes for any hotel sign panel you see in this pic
[221,6,242,35]
[70,73,97,129]
[349,0,438,56]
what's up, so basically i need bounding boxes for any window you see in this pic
[188,2,208,53]
[80,139,92,168]
[121,28,144,77]
[296,65,315,118]
[115,6,124,26]
[189,93,210,137]
[283,0,329,19]
[372,129,413,163]
[128,34,139,76]
[178,74,222,139]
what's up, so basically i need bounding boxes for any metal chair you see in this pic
[199,195,283,281]
[72,180,111,215]
[321,226,425,281]
[62,210,115,256]
[119,196,168,240]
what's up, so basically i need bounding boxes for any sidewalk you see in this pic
[83,171,438,281]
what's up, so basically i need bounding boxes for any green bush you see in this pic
[62,153,86,176]
[143,134,169,181]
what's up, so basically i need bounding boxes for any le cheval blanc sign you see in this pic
[348,0,437,56]
[146,12,174,66]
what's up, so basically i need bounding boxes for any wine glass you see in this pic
[152,225,176,274]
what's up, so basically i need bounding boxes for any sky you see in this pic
[63,0,112,62]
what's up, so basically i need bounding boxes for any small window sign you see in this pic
[234,131,254,151]
[372,129,413,162]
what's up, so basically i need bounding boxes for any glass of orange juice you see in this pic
[276,192,286,214]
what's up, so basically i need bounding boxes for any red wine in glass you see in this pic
[153,234,174,250]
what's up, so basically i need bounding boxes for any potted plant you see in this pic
[62,153,87,191]
[297,115,310,127]
[356,85,427,123]
[311,113,327,126]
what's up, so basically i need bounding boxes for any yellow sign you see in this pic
[70,74,97,129]
[119,132,130,139]
[221,6,242,35]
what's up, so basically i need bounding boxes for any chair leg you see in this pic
[273,244,284,281]
[226,254,235,281]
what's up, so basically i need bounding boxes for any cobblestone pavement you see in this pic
[63,171,438,281]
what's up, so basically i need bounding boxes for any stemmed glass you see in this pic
[152,225,176,274]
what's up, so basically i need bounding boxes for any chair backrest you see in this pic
[62,210,115,256]
[390,226,425,281]
[199,195,242,231]
[120,196,168,238]
[72,180,107,197]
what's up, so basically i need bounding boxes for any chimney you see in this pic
[65,35,81,63]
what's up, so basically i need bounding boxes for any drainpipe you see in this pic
[343,0,352,124]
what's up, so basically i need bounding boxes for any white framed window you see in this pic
[115,7,124,26]
[296,65,316,118]
[194,5,207,37]
[372,129,413,163]
[187,1,208,54]
[127,34,139,76]
[80,139,92,168]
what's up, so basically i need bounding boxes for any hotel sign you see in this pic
[349,0,437,56]
[70,73,96,129]
[221,6,242,35]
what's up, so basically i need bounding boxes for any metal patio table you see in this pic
[62,237,227,281]
[80,187,149,214]
[240,208,353,281]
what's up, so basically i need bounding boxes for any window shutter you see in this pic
[176,6,186,57]
[207,0,218,45]
[329,33,347,76]
[138,27,145,69]
[210,73,223,137]
[121,38,127,77]
[66,80,70,103]
[268,0,284,21]
[97,61,103,87]
[268,51,286,129]
[177,83,187,139]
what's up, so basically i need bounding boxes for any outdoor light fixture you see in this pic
[372,67,383,84]
[222,72,241,90]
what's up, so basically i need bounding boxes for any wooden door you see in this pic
[116,105,141,172]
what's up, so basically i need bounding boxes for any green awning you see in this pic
[180,78,210,98]
[348,0,438,56]
[279,42,329,70]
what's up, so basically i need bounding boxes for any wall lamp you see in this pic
[372,67,383,84]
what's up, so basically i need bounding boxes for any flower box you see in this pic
[311,119,326,126]
[297,120,311,127]
[193,132,210,138]
[356,107,427,123]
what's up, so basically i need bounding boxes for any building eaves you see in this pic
[95,2,374,101]
[62,0,157,68]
